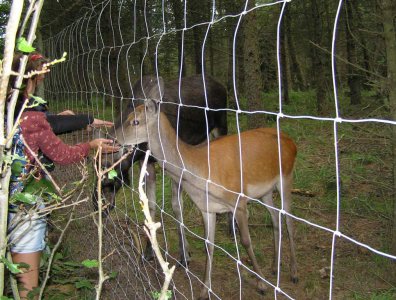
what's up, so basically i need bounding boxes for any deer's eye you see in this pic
[132,119,139,126]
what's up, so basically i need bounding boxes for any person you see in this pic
[6,51,119,299]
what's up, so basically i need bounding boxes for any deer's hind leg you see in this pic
[261,192,280,275]
[234,205,268,294]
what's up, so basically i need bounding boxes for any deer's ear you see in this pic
[147,76,164,100]
[145,98,159,114]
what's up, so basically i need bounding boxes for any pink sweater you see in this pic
[20,111,91,165]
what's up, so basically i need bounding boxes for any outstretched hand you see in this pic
[91,118,114,128]
[58,110,75,116]
[89,138,120,153]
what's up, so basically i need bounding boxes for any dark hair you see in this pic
[8,51,49,91]
[7,52,49,117]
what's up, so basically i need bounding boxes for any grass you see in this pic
[352,289,396,300]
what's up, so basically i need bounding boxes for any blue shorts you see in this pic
[8,208,47,253]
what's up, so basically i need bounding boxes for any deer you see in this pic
[93,75,228,266]
[115,94,299,299]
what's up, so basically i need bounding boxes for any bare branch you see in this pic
[20,136,62,195]
[39,208,75,299]
[138,150,175,300]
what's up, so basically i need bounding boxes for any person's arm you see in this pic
[21,112,119,165]
[22,113,91,165]
[46,114,94,135]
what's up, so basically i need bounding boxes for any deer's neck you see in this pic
[148,112,208,178]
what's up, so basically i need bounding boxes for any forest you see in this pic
[0,0,395,299]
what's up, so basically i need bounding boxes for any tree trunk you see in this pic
[100,1,120,108]
[0,2,24,296]
[354,3,371,89]
[285,6,305,91]
[244,0,265,128]
[208,1,214,76]
[380,0,396,255]
[280,5,290,104]
[309,0,327,114]
[224,0,243,109]
[190,0,203,74]
[170,0,186,77]
[345,0,362,105]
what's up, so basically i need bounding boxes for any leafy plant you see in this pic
[16,37,35,53]
[75,279,94,290]
[81,259,99,268]
[27,95,47,108]
[107,169,117,180]
[151,290,172,300]
[0,255,23,274]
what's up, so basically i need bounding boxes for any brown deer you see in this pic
[116,98,298,299]
[94,75,228,265]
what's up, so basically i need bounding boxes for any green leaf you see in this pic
[47,192,61,201]
[0,296,13,300]
[23,178,56,195]
[54,252,64,261]
[27,287,40,299]
[63,261,81,268]
[107,169,117,180]
[0,256,24,274]
[11,160,24,175]
[1,154,13,165]
[7,154,27,175]
[151,290,172,300]
[16,37,36,53]
[27,95,47,108]
[108,271,118,279]
[75,279,94,290]
[30,95,46,104]
[10,192,38,205]
[81,259,99,268]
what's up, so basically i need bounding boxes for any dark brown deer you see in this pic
[93,75,228,265]
[115,97,298,300]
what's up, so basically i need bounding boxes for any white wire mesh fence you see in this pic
[40,0,396,299]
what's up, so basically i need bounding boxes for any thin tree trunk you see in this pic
[208,1,214,76]
[380,0,396,255]
[280,5,290,104]
[354,3,371,88]
[190,1,202,74]
[244,0,265,128]
[309,0,327,114]
[225,0,242,109]
[285,6,305,91]
[345,0,362,105]
[170,0,186,77]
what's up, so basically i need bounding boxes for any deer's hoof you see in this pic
[197,289,209,300]
[291,275,299,284]
[143,248,154,262]
[177,252,191,268]
[177,258,190,268]
[257,280,268,295]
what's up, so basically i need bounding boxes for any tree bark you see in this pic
[280,5,290,104]
[244,0,265,128]
[189,0,203,74]
[170,0,186,77]
[285,5,305,91]
[380,0,396,255]
[309,0,327,114]
[207,1,214,76]
[345,0,362,105]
